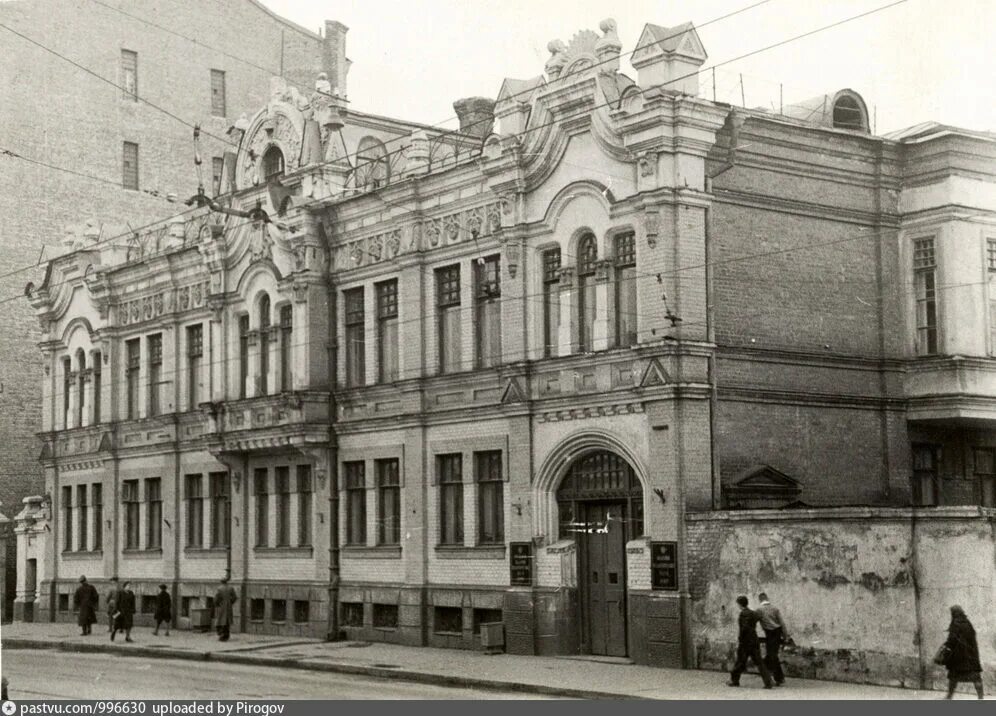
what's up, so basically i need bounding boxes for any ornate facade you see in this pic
[22,16,996,670]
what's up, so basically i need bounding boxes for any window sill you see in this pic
[122,549,163,560]
[342,545,402,559]
[434,545,506,560]
[373,626,398,632]
[253,546,313,559]
[61,550,103,560]
[184,547,228,559]
[433,630,462,637]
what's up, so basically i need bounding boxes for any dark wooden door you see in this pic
[580,502,627,657]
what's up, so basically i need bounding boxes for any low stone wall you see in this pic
[686,507,996,691]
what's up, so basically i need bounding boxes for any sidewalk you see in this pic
[0,622,952,700]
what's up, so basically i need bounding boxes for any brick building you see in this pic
[0,0,345,618]
[19,15,996,676]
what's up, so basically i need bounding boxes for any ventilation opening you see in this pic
[832,96,865,131]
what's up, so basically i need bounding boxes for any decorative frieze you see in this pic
[538,402,643,423]
[116,280,210,326]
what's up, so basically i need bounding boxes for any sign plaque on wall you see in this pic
[509,541,533,586]
[650,541,678,591]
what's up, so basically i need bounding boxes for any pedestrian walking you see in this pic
[105,576,119,634]
[73,575,99,636]
[727,595,774,689]
[111,580,136,642]
[756,592,790,686]
[942,605,984,699]
[153,584,172,636]
[214,576,237,642]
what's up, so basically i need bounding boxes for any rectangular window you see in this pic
[376,458,401,545]
[62,357,72,429]
[297,465,312,547]
[122,141,139,190]
[476,451,504,544]
[473,608,502,634]
[434,606,463,634]
[212,157,224,196]
[438,454,463,545]
[344,288,365,387]
[121,49,138,100]
[92,483,103,551]
[185,474,203,548]
[275,466,291,547]
[123,480,140,550]
[126,338,140,419]
[614,233,637,347]
[254,468,268,547]
[141,595,156,614]
[344,461,366,546]
[250,599,265,621]
[271,599,287,623]
[294,600,310,624]
[341,602,364,627]
[59,594,70,612]
[180,597,193,618]
[77,484,88,552]
[912,444,940,507]
[210,472,230,548]
[210,69,226,117]
[376,280,399,383]
[474,256,502,369]
[973,448,996,508]
[93,352,102,424]
[239,315,250,399]
[187,324,203,410]
[913,238,937,356]
[62,486,72,552]
[279,305,293,391]
[372,604,398,629]
[578,237,597,352]
[436,265,462,373]
[543,248,561,357]
[147,333,162,416]
[146,478,162,550]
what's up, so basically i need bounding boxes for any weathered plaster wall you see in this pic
[687,508,996,691]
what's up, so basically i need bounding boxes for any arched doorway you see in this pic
[557,450,644,657]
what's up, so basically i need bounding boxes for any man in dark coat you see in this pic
[153,584,172,636]
[214,576,238,642]
[727,595,774,689]
[73,576,99,636]
[944,605,984,699]
[105,577,119,633]
[111,580,136,642]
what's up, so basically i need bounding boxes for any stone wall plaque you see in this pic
[509,541,533,586]
[650,541,678,591]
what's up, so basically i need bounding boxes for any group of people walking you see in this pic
[726,593,986,699]
[72,575,239,643]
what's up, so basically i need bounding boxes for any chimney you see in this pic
[453,97,496,139]
[323,20,350,97]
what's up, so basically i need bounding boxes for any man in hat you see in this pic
[727,595,773,689]
[73,576,98,636]
[214,576,238,642]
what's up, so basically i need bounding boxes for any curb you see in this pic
[1,638,645,700]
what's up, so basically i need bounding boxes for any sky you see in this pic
[261,0,995,135]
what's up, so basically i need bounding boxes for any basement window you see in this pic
[271,599,287,623]
[140,595,156,614]
[433,606,463,635]
[294,600,310,624]
[342,602,363,627]
[372,603,398,629]
[180,596,193,617]
[473,608,503,634]
[250,599,265,622]
[58,594,70,612]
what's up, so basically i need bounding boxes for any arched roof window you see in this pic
[262,146,285,182]
[354,136,390,190]
[832,94,867,132]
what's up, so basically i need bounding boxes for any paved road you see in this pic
[1,649,557,700]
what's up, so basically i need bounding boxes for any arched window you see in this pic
[354,136,390,190]
[614,233,637,347]
[76,349,86,428]
[279,305,293,391]
[262,146,285,182]
[259,294,271,395]
[577,234,598,352]
[832,95,865,131]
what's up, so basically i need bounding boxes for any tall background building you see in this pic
[0,0,347,618]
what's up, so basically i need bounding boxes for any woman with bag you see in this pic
[941,605,984,699]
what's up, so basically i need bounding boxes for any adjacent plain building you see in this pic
[20,15,996,682]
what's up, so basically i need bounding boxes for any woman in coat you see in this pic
[943,605,984,699]
[111,580,136,643]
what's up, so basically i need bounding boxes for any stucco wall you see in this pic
[687,508,996,691]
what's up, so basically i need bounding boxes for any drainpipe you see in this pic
[327,270,341,641]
